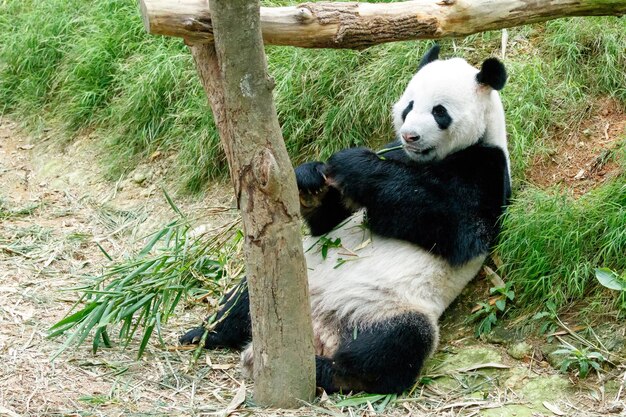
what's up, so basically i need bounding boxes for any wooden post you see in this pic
[187,0,316,408]
[140,0,626,48]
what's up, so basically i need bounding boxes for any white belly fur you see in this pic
[241,211,486,371]
[304,211,485,348]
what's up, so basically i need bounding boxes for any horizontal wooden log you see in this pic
[139,0,626,48]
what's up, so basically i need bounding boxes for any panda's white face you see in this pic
[392,57,505,163]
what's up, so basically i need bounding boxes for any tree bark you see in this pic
[188,0,316,407]
[140,0,626,48]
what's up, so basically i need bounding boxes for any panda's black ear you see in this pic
[476,58,507,90]
[418,44,440,71]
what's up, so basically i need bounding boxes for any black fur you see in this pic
[179,278,251,349]
[401,100,414,121]
[295,161,326,193]
[321,144,510,266]
[181,279,434,394]
[476,58,507,91]
[432,105,452,130]
[294,161,353,236]
[418,44,440,70]
[316,312,435,394]
[316,356,339,393]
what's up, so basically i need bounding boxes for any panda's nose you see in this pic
[402,133,420,143]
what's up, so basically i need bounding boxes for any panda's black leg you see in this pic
[317,311,436,394]
[316,356,339,393]
[179,278,251,350]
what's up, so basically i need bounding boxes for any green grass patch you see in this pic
[497,176,626,314]
[1,0,623,191]
[542,17,626,103]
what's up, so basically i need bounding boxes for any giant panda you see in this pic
[180,45,512,395]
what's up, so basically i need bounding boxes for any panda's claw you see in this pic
[179,326,207,346]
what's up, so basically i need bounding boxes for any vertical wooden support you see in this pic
[187,0,316,407]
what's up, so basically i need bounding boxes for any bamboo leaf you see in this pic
[335,394,386,407]
[49,303,98,331]
[138,226,173,257]
[162,188,183,217]
[138,323,155,358]
[49,206,241,358]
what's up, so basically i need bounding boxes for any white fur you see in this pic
[392,57,510,172]
[242,212,485,372]
[304,212,484,354]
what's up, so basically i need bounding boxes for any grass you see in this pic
[1,0,624,189]
[497,174,626,315]
[0,198,42,220]
[1,1,625,320]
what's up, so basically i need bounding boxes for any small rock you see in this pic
[133,172,147,184]
[582,128,592,136]
[437,347,502,373]
[520,375,570,402]
[507,341,532,360]
[574,169,586,180]
[541,344,563,368]
[480,326,520,345]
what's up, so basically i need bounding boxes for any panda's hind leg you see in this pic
[179,277,251,350]
[318,311,437,394]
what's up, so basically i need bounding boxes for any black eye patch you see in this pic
[432,105,452,130]
[401,100,414,121]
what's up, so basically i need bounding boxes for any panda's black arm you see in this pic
[326,146,509,265]
[295,161,355,236]
[324,147,420,209]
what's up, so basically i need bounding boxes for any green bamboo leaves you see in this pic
[49,194,241,358]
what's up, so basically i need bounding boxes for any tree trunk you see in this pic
[140,0,626,48]
[188,0,316,408]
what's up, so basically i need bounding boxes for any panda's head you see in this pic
[392,45,508,163]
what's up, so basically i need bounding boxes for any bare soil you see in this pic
[528,97,625,196]
[1,117,624,417]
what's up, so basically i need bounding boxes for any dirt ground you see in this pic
[1,117,625,417]
[528,97,625,196]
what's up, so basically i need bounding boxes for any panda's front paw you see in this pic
[325,147,377,192]
[295,161,328,194]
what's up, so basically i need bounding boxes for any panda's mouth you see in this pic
[405,145,435,156]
